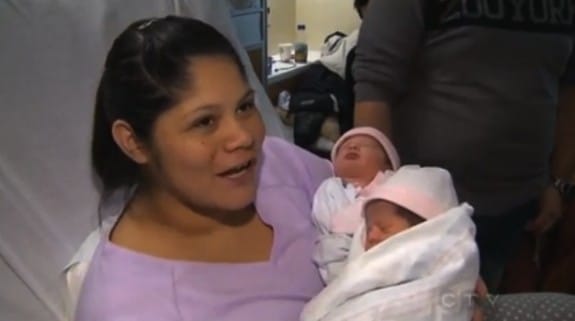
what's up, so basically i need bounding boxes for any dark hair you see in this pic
[354,0,370,18]
[365,199,425,227]
[92,16,246,195]
[396,206,425,227]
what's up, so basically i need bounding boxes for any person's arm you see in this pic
[313,233,354,284]
[553,44,575,181]
[551,85,575,184]
[354,101,393,137]
[528,49,575,234]
[311,179,351,235]
[352,0,426,137]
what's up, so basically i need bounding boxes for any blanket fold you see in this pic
[302,204,479,321]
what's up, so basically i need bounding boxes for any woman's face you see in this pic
[145,56,265,213]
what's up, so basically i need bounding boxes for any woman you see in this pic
[76,16,331,321]
[75,16,574,321]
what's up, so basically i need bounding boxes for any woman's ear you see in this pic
[111,120,149,165]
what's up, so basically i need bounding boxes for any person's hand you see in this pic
[526,185,563,235]
[471,278,488,321]
[475,278,488,298]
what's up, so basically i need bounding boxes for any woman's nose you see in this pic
[223,118,254,151]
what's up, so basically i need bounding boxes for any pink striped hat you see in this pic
[363,165,459,220]
[331,127,400,170]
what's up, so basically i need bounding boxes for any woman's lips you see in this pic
[217,159,256,184]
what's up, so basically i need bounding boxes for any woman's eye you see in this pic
[194,116,215,128]
[237,101,256,114]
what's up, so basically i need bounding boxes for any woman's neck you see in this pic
[125,185,255,237]
[110,185,272,263]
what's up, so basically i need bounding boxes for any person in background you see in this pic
[354,0,370,18]
[333,0,371,133]
[352,0,575,292]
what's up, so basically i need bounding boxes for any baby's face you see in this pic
[364,200,413,250]
[334,135,390,185]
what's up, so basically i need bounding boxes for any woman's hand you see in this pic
[472,278,488,321]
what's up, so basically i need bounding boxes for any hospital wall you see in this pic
[267,0,360,54]
[268,0,296,54]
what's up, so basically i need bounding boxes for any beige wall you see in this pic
[267,0,360,54]
[295,0,360,51]
[267,0,296,55]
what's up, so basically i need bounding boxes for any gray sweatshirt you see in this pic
[354,0,575,215]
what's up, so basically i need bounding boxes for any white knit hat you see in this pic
[331,127,400,170]
[363,165,459,220]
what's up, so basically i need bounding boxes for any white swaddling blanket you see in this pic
[311,172,394,284]
[302,204,479,321]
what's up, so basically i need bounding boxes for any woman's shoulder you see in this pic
[260,136,333,192]
[74,238,180,321]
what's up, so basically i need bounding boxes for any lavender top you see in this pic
[74,137,333,321]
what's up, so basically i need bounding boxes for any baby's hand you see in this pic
[471,278,488,321]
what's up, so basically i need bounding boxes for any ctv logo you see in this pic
[438,290,499,311]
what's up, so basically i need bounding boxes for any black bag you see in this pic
[290,63,351,150]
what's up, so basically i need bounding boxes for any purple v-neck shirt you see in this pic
[75,137,333,321]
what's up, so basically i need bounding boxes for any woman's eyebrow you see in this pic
[188,103,219,115]
[237,89,255,103]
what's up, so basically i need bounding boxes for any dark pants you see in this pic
[473,199,539,293]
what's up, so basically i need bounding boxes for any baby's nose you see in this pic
[365,227,386,249]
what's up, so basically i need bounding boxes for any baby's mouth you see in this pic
[344,151,359,160]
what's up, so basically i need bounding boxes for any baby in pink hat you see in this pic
[302,166,479,321]
[361,165,460,251]
[312,127,400,283]
[313,127,400,233]
[330,127,400,192]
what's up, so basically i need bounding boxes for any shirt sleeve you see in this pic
[311,178,356,234]
[561,40,575,85]
[353,0,426,104]
[312,233,353,284]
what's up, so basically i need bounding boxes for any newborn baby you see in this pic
[360,165,459,251]
[313,127,400,229]
[312,127,400,283]
[302,165,480,321]
[363,196,425,251]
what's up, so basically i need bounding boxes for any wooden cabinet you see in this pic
[229,0,268,87]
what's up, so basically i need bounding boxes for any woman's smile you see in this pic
[217,158,258,185]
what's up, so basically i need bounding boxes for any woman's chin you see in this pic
[219,189,257,212]
[212,193,257,226]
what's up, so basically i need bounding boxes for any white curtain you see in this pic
[0,1,283,320]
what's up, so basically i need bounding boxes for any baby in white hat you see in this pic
[312,127,400,283]
[362,165,460,250]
